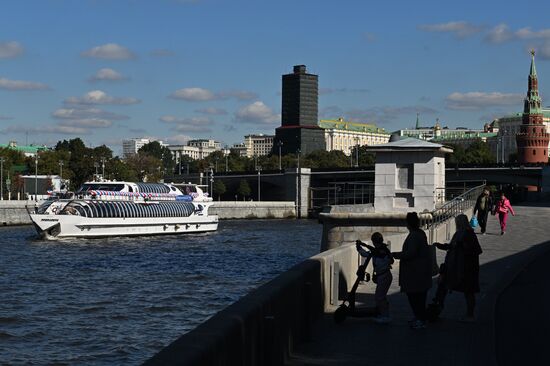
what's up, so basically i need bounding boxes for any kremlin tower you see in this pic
[516,50,550,164]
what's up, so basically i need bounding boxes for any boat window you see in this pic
[37,201,54,214]
[60,203,82,216]
[128,186,133,193]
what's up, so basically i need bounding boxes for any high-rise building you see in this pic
[516,50,550,164]
[123,138,151,158]
[274,65,325,155]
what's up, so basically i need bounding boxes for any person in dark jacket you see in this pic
[392,212,432,329]
[473,188,493,235]
[431,214,483,322]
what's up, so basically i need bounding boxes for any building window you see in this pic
[396,164,414,190]
[533,149,536,155]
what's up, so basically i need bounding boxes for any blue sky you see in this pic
[1,0,550,155]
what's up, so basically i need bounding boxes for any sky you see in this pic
[1,0,550,156]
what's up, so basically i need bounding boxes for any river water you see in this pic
[0,220,321,365]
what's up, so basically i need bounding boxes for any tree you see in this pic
[446,140,495,165]
[139,141,175,174]
[237,179,251,200]
[213,180,226,201]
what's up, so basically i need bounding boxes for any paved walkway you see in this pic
[287,204,550,366]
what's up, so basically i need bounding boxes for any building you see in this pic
[230,143,248,157]
[397,115,488,141]
[274,65,326,155]
[242,134,274,158]
[122,138,166,158]
[0,141,48,157]
[168,139,222,163]
[319,118,390,155]
[516,50,550,164]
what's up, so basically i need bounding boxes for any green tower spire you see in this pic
[524,49,542,114]
[530,49,537,77]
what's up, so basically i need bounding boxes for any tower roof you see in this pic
[530,49,537,77]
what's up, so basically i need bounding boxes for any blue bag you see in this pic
[470,216,478,228]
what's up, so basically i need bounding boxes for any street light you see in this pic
[278,141,283,171]
[209,166,214,197]
[0,157,4,201]
[34,154,39,202]
[100,157,106,178]
[257,166,262,201]
[354,137,359,168]
[225,153,229,172]
[58,160,64,180]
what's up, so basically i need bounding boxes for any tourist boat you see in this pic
[29,180,218,239]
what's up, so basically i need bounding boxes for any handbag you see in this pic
[469,216,478,228]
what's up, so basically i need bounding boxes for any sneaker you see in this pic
[501,231,505,235]
[410,319,426,329]
[374,315,392,324]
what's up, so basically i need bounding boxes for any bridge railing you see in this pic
[423,183,486,229]
[309,182,374,213]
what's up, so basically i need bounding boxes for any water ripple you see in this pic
[0,219,319,365]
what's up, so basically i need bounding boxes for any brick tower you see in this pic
[516,50,550,164]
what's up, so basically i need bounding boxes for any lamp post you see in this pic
[278,141,283,171]
[34,154,39,202]
[209,167,214,197]
[349,147,353,167]
[225,154,229,172]
[58,160,64,180]
[0,157,4,201]
[100,157,106,178]
[257,166,262,202]
[94,162,99,176]
[0,157,5,201]
[354,137,359,168]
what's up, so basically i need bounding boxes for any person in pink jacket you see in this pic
[494,192,515,235]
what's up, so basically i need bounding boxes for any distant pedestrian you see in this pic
[473,187,493,235]
[430,214,483,322]
[392,212,432,329]
[356,232,394,324]
[494,192,515,235]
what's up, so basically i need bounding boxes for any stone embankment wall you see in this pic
[0,201,34,226]
[0,201,297,226]
[210,201,296,219]
[145,212,468,365]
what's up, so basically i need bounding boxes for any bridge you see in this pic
[166,165,550,217]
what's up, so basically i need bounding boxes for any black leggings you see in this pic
[406,291,427,321]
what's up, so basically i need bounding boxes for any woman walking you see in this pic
[473,187,493,235]
[392,212,432,329]
[431,214,483,322]
[494,192,515,235]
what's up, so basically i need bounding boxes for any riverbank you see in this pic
[0,201,296,226]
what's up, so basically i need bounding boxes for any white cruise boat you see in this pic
[29,180,218,240]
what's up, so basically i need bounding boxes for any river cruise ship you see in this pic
[29,181,218,239]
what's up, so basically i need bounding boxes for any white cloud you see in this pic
[3,124,90,135]
[485,24,514,44]
[165,134,192,145]
[235,101,280,125]
[65,90,140,105]
[58,119,112,128]
[81,43,136,60]
[195,107,228,115]
[159,115,214,132]
[89,68,127,82]
[0,77,49,91]
[0,115,13,120]
[418,21,483,38]
[320,105,438,125]
[52,107,129,121]
[169,87,258,101]
[445,92,523,110]
[0,41,24,59]
[170,87,216,101]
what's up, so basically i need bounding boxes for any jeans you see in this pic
[374,272,392,317]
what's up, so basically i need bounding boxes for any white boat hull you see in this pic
[30,213,218,240]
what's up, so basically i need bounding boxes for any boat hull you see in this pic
[30,214,218,240]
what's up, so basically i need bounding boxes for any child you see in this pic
[494,192,515,235]
[356,232,394,323]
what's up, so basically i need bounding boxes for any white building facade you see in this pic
[168,139,222,162]
[122,138,166,158]
[243,134,274,158]
[319,119,390,155]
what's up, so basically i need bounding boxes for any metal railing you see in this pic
[424,183,486,229]
[309,182,374,212]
